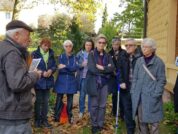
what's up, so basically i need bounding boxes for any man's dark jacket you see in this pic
[0,37,38,120]
[118,52,141,90]
[108,48,127,93]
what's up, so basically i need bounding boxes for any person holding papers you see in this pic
[32,37,56,128]
[0,20,41,134]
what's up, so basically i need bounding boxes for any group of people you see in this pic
[0,20,166,134]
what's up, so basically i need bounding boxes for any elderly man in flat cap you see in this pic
[0,20,42,134]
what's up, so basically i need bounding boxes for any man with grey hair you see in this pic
[118,38,141,134]
[108,37,126,118]
[0,20,42,134]
[131,38,166,134]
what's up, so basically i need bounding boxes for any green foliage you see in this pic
[29,13,90,55]
[59,0,99,20]
[48,13,71,55]
[49,91,56,110]
[12,0,99,29]
[12,0,97,55]
[163,102,178,133]
[64,0,99,34]
[101,4,108,27]
[67,18,89,53]
[29,13,71,55]
[79,14,95,34]
[113,0,144,38]
[30,14,71,55]
[99,22,118,48]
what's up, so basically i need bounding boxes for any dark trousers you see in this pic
[90,85,108,127]
[112,92,124,118]
[35,89,50,123]
[54,93,73,121]
[120,90,135,134]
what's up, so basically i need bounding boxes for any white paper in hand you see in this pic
[29,58,41,72]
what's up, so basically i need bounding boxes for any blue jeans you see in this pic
[34,89,50,123]
[79,78,91,113]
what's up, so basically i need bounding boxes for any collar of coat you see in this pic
[34,46,54,57]
[5,35,28,60]
[140,55,157,66]
[93,48,109,66]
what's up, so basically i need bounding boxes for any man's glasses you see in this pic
[141,45,151,49]
[125,44,135,47]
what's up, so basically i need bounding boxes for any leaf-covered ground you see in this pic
[31,93,175,134]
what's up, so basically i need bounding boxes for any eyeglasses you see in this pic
[125,44,135,47]
[141,46,151,49]
[65,45,72,48]
[98,42,106,45]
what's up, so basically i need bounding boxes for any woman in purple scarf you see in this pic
[86,34,115,134]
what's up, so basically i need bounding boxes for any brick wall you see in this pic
[176,1,178,57]
[147,0,169,62]
[147,0,178,92]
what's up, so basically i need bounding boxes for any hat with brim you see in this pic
[6,20,33,32]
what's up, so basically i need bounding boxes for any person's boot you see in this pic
[97,126,103,132]
[42,120,52,129]
[68,117,74,124]
[34,120,42,128]
[91,126,99,134]
[127,128,135,134]
[79,112,83,119]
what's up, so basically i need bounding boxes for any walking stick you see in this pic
[115,71,120,134]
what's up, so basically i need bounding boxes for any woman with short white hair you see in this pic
[63,40,73,48]
[54,40,78,124]
[141,38,157,54]
[131,38,166,134]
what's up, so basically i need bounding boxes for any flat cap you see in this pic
[6,20,33,32]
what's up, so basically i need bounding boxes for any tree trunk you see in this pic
[12,0,19,20]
